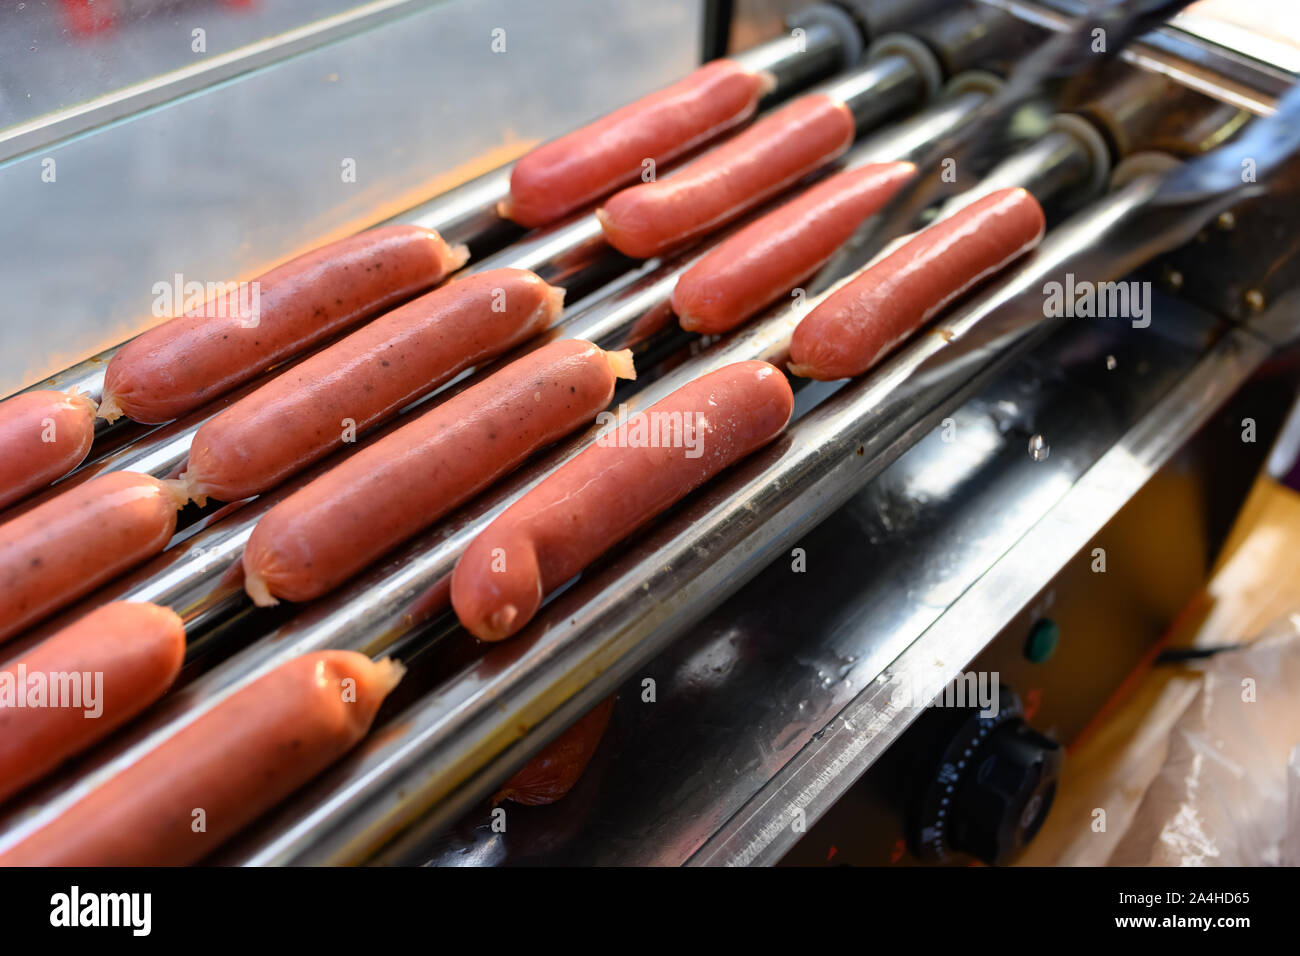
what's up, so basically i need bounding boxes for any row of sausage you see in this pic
[0,54,1046,865]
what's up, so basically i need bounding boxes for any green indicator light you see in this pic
[1024,619,1060,663]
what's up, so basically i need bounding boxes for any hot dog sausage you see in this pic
[789,187,1046,380]
[451,360,794,641]
[0,472,183,644]
[181,268,564,504]
[597,94,856,259]
[502,60,769,228]
[100,225,469,424]
[243,339,635,605]
[672,162,917,333]
[0,390,97,512]
[0,602,185,805]
[0,650,402,866]
[493,696,615,806]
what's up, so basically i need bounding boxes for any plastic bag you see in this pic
[1109,613,1300,866]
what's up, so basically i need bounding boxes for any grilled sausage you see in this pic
[493,696,615,806]
[451,360,793,641]
[0,602,185,804]
[0,650,403,866]
[0,472,183,644]
[0,390,98,512]
[597,94,856,259]
[789,188,1046,380]
[243,340,634,605]
[502,60,769,228]
[671,162,916,333]
[100,226,468,424]
[180,268,564,504]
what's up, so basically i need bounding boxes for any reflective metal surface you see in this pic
[694,320,1271,867]
[389,166,520,255]
[415,294,1230,867]
[733,16,852,91]
[818,53,928,127]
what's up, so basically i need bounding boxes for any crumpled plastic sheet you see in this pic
[1109,613,1300,866]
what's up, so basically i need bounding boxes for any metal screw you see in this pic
[1244,289,1266,312]
[1215,211,1236,231]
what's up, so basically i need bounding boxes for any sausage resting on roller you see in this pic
[789,187,1046,380]
[451,360,794,641]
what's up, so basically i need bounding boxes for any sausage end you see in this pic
[172,472,208,508]
[675,309,708,333]
[545,283,566,319]
[157,477,193,511]
[97,391,125,423]
[244,566,280,607]
[371,656,407,698]
[64,387,100,420]
[603,348,636,381]
[482,603,519,642]
[787,360,839,381]
[445,242,471,273]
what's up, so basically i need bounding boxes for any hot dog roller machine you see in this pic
[2,0,1298,866]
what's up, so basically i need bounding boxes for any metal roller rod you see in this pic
[388,166,519,255]
[934,116,1111,218]
[0,110,1096,852]
[465,211,632,299]
[824,52,929,129]
[731,13,853,94]
[220,173,1190,866]
[9,29,854,410]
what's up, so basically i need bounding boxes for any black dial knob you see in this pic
[906,693,1062,865]
[946,719,1061,865]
